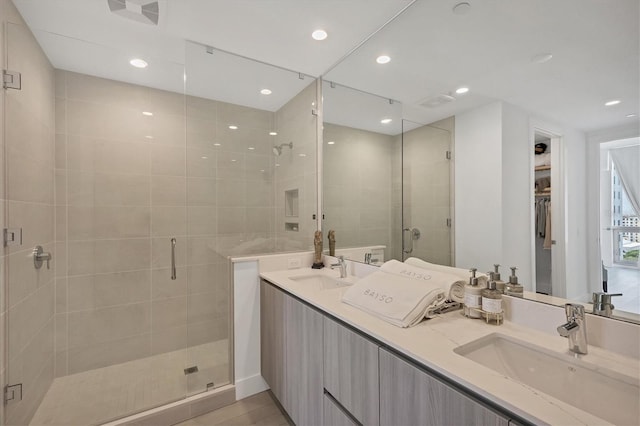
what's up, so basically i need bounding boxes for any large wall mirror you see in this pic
[321,0,639,323]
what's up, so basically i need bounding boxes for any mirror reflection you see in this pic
[322,0,639,322]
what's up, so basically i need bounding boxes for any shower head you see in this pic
[272,142,293,156]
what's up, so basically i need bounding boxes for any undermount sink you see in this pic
[288,274,352,291]
[454,333,639,425]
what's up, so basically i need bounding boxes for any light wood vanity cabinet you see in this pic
[323,394,359,426]
[261,279,523,426]
[260,280,324,425]
[323,317,379,425]
[379,348,510,426]
[260,279,285,403]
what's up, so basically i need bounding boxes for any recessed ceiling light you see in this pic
[452,2,471,15]
[231,159,237,162]
[605,100,621,106]
[299,153,307,157]
[145,135,154,139]
[260,89,272,95]
[626,113,637,118]
[248,147,255,150]
[269,131,278,136]
[130,58,148,68]
[213,143,221,146]
[380,118,392,124]
[327,141,335,145]
[376,55,391,64]
[229,125,238,130]
[260,169,265,173]
[312,29,328,41]
[201,156,208,160]
[142,111,153,116]
[531,53,553,64]
[455,87,469,94]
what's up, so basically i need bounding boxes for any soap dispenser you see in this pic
[464,268,483,319]
[504,267,524,297]
[482,274,503,314]
[492,264,506,293]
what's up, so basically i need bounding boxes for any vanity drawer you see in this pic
[323,316,379,425]
[379,348,510,426]
[323,393,359,426]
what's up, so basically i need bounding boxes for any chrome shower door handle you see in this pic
[402,228,421,254]
[170,238,177,280]
[402,228,413,254]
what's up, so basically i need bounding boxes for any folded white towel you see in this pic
[342,260,459,328]
[404,257,487,303]
[535,152,551,167]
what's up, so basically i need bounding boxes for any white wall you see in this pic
[454,102,503,272]
[455,101,589,297]
[501,103,533,285]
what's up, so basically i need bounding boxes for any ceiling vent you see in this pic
[419,94,456,108]
[108,0,159,25]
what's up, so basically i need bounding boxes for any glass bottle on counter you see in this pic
[464,268,483,319]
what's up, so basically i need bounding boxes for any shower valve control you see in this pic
[33,245,52,270]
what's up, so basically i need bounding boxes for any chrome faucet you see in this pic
[556,304,588,355]
[331,255,348,278]
[592,292,622,317]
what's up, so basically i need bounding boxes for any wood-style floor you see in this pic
[175,391,291,426]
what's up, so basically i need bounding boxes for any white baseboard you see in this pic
[235,374,269,400]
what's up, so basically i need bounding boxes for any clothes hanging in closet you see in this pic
[535,198,552,249]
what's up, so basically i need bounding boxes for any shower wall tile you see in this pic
[152,267,187,300]
[152,176,187,206]
[187,237,225,265]
[152,206,187,237]
[152,144,186,176]
[67,333,152,375]
[246,207,274,233]
[147,113,186,146]
[186,263,216,295]
[67,302,151,349]
[187,145,217,177]
[93,239,151,273]
[152,296,187,330]
[151,325,188,355]
[6,117,54,204]
[67,239,151,275]
[187,206,217,235]
[187,177,217,206]
[246,178,273,207]
[93,205,151,239]
[217,207,246,234]
[216,178,246,206]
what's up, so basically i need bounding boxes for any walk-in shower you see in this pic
[1,3,317,422]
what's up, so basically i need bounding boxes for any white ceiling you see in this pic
[13,0,640,133]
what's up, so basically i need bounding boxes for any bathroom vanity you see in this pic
[259,267,640,426]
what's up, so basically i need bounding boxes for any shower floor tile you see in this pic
[30,340,230,426]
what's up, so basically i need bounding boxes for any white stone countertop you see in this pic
[260,267,640,426]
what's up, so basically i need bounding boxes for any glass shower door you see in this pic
[401,119,453,265]
[2,21,198,424]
